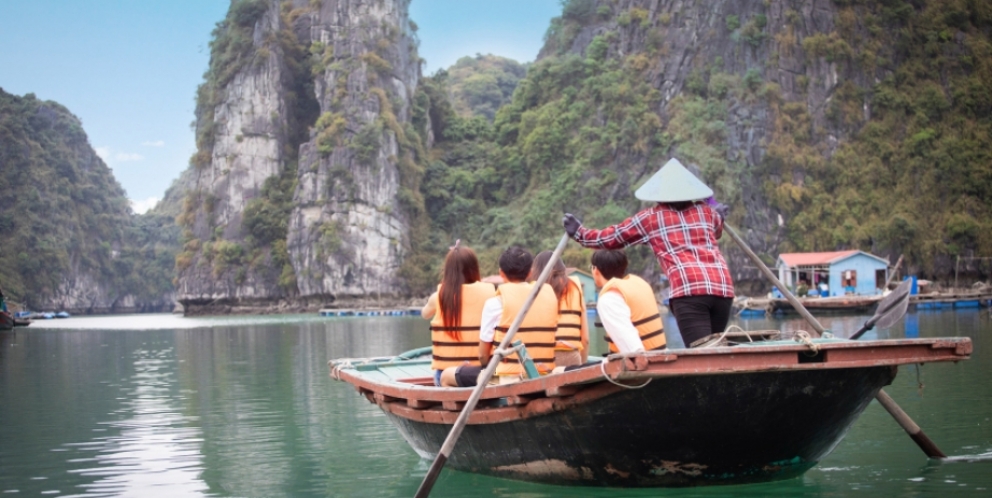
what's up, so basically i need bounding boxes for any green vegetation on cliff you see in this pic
[405,0,992,288]
[766,0,992,274]
[443,54,527,120]
[0,89,177,307]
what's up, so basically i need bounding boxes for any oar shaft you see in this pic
[415,234,571,498]
[875,390,947,458]
[723,225,826,335]
[885,255,904,288]
[723,223,945,459]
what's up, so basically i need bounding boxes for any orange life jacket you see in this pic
[555,277,586,352]
[430,281,495,370]
[600,275,666,353]
[493,281,558,376]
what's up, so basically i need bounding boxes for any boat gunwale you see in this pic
[329,337,970,411]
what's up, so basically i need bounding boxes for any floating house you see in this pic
[776,250,890,296]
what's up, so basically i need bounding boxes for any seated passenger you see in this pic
[421,242,495,386]
[442,246,559,387]
[530,250,588,367]
[591,249,667,353]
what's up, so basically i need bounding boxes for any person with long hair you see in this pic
[563,158,734,347]
[421,242,495,386]
[529,251,588,367]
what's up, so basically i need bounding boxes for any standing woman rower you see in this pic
[562,158,734,347]
[529,251,589,367]
[421,242,496,386]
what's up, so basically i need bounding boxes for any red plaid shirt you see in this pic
[575,203,734,299]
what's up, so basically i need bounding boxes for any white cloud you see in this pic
[115,152,144,162]
[141,140,165,147]
[130,197,160,214]
[95,147,143,163]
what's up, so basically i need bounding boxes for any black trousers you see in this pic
[669,295,734,347]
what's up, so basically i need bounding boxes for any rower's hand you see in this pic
[563,213,582,237]
[714,202,730,219]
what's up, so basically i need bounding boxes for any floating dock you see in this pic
[911,291,992,310]
[318,307,422,317]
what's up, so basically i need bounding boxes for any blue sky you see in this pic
[0,0,561,213]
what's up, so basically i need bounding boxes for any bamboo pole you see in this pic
[724,224,946,459]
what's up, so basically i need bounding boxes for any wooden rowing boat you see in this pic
[330,336,971,487]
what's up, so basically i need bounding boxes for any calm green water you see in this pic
[1,310,989,497]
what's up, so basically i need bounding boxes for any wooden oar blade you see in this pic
[873,278,913,329]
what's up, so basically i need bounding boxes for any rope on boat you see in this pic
[601,359,652,389]
[698,324,753,348]
[793,330,820,354]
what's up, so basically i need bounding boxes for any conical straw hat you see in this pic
[634,158,714,202]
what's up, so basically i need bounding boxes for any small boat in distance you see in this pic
[735,294,883,316]
[1,311,31,330]
[330,335,970,488]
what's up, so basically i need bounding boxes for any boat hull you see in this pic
[385,366,895,487]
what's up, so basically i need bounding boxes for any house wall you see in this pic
[568,271,598,304]
[828,254,888,295]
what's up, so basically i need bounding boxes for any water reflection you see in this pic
[1,312,989,497]
[70,346,207,497]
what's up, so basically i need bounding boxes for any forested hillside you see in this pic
[444,54,527,120]
[0,89,177,311]
[407,0,992,291]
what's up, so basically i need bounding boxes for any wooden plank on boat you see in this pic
[374,392,404,404]
[442,400,466,411]
[407,398,438,409]
[545,385,580,397]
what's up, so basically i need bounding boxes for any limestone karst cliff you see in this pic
[286,0,422,303]
[175,0,425,313]
[171,0,992,312]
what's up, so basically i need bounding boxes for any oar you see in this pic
[414,233,571,498]
[723,224,946,459]
[849,278,912,340]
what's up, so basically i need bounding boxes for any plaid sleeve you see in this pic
[573,210,652,249]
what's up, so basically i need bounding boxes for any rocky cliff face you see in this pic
[287,0,421,301]
[177,1,303,307]
[175,0,422,313]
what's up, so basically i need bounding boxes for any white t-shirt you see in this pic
[597,291,646,354]
[479,296,502,343]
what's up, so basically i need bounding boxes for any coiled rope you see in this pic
[600,358,652,389]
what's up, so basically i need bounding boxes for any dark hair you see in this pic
[499,246,533,282]
[665,200,701,211]
[530,250,578,303]
[591,250,628,280]
[439,246,481,338]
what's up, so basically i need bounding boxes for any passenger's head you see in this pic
[591,250,628,281]
[441,243,481,286]
[530,250,568,300]
[498,246,533,282]
[439,244,481,330]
